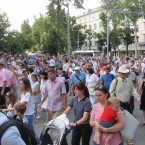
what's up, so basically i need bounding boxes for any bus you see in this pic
[72,50,98,57]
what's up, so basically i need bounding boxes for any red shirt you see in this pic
[100,105,117,123]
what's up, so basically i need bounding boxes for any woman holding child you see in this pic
[89,86,125,145]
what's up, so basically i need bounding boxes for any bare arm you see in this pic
[63,106,72,114]
[2,81,7,93]
[100,113,125,133]
[89,117,97,127]
[138,81,143,94]
[40,94,47,106]
[63,94,67,109]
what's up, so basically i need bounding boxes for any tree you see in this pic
[20,20,34,50]
[120,26,135,56]
[70,17,86,50]
[0,11,11,51]
[85,29,94,50]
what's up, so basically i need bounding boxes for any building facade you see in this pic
[76,7,145,56]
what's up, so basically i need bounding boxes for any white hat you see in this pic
[118,65,129,73]
[74,66,80,71]
[0,61,5,66]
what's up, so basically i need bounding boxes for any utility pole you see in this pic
[134,21,138,58]
[77,30,80,48]
[67,3,71,59]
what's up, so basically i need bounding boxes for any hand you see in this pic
[98,126,106,132]
[69,123,77,127]
[38,102,42,107]
[2,109,8,114]
[95,121,100,129]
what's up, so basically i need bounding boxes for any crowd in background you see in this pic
[0,53,145,145]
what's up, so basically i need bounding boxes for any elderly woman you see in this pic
[89,87,125,145]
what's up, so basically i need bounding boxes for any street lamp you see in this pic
[67,3,71,59]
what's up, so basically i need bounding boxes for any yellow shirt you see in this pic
[109,77,140,102]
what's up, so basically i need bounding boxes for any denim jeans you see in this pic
[25,114,40,144]
[94,141,123,145]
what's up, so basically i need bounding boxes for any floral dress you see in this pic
[90,103,123,145]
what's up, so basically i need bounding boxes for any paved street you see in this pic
[35,95,145,145]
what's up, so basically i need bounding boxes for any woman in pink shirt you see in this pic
[89,87,124,145]
[8,64,21,99]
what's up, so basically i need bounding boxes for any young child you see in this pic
[14,102,28,124]
[31,73,41,119]
[2,91,17,117]
[96,97,120,145]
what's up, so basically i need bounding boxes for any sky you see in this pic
[0,0,101,31]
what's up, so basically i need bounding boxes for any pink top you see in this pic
[10,70,18,85]
[0,68,10,87]
[45,78,66,111]
[91,103,123,145]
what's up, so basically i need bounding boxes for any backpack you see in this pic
[0,115,37,145]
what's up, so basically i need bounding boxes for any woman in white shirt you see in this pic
[86,68,99,105]
[39,71,49,125]
[19,78,39,144]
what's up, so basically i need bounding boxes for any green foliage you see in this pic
[85,29,94,50]
[94,31,106,51]
[119,26,135,56]
[0,0,85,55]
[0,11,10,51]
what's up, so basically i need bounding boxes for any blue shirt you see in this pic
[102,74,115,91]
[71,72,86,85]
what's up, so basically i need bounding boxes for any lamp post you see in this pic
[107,9,118,62]
[67,3,71,59]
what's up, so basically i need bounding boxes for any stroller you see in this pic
[40,114,71,145]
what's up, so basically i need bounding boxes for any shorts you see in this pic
[99,120,114,128]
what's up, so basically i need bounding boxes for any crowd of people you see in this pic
[0,54,145,145]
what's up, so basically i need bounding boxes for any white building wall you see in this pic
[76,7,145,51]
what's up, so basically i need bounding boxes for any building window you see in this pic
[89,25,92,30]
[85,41,88,47]
[94,23,97,30]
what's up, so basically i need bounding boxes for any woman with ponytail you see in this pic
[64,82,93,145]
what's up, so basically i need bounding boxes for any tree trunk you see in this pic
[126,45,128,56]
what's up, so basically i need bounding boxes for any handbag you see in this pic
[120,110,140,141]
[88,87,95,96]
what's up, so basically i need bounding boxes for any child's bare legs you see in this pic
[105,133,114,145]
[96,131,102,144]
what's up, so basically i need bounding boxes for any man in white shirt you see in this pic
[49,57,56,68]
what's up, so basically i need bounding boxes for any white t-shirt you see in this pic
[20,92,34,115]
[86,73,99,87]
[63,63,69,72]
[141,63,145,71]
[0,113,26,145]
[49,59,56,67]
